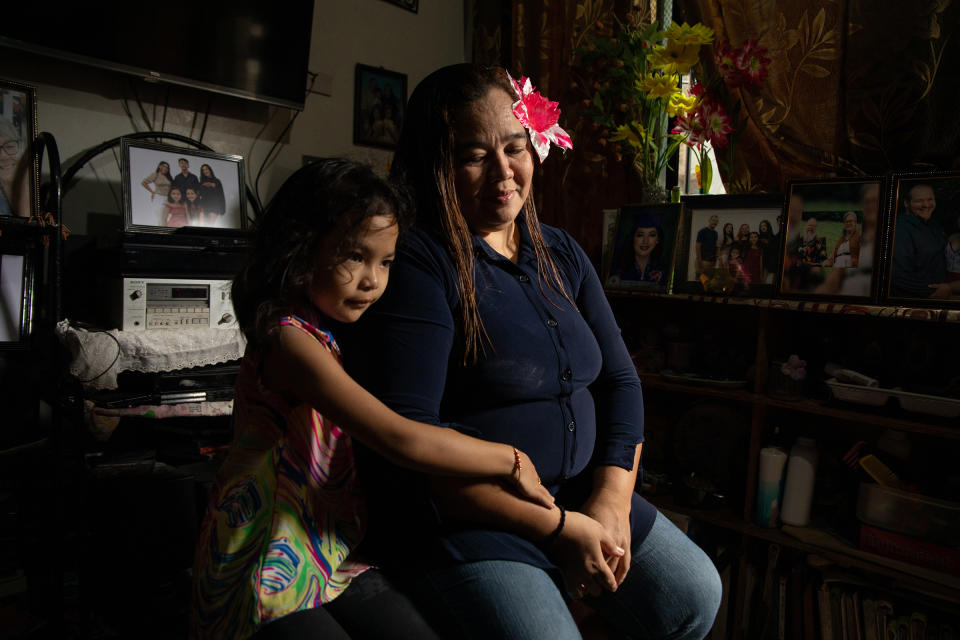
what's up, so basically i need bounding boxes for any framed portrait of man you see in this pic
[882,171,960,307]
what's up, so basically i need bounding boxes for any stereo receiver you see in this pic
[110,277,237,331]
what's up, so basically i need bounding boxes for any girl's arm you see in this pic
[262,324,555,508]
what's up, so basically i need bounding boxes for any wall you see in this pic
[0,0,465,234]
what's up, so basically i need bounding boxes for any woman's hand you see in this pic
[582,488,633,587]
[508,449,555,509]
[552,510,623,598]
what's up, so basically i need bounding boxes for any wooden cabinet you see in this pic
[607,291,960,638]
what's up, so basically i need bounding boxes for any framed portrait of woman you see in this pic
[777,177,885,302]
[353,65,407,150]
[0,79,38,218]
[881,170,960,307]
[675,194,784,298]
[604,203,682,293]
[121,139,247,234]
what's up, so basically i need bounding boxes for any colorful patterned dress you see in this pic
[191,315,368,639]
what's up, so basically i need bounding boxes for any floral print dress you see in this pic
[191,315,367,639]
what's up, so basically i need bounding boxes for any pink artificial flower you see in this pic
[506,71,573,163]
[737,40,770,88]
[673,111,708,149]
[715,39,771,89]
[700,101,733,149]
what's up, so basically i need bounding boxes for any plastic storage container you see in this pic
[780,437,819,526]
[856,482,960,547]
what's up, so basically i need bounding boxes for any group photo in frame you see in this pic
[676,194,784,298]
[604,203,682,293]
[353,64,407,150]
[779,177,884,301]
[0,79,38,218]
[122,140,247,233]
[882,170,960,306]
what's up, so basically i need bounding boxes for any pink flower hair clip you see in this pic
[506,71,573,163]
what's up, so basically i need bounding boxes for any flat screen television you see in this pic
[0,1,314,110]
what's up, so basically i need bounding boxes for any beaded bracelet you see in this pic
[543,504,566,547]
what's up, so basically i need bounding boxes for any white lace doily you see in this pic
[56,319,247,390]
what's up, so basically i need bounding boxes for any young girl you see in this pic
[190,158,553,640]
[184,187,204,226]
[163,187,188,227]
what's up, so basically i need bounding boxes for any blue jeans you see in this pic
[412,511,722,640]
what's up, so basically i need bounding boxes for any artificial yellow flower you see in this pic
[667,92,699,117]
[609,123,645,150]
[637,74,677,100]
[664,21,714,46]
[648,41,702,76]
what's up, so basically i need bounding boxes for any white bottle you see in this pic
[780,437,819,526]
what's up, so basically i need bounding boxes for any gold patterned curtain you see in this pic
[689,0,960,191]
[470,0,960,260]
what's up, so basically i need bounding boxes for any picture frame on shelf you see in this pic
[121,139,247,234]
[881,170,960,307]
[675,194,784,298]
[353,64,406,150]
[0,79,38,218]
[604,203,682,293]
[0,239,37,349]
[777,177,885,302]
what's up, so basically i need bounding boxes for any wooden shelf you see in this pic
[640,373,960,440]
[648,494,960,604]
[606,289,960,324]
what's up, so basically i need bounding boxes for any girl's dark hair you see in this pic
[167,187,183,202]
[232,158,411,350]
[390,63,570,362]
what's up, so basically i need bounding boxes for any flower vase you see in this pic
[640,180,669,204]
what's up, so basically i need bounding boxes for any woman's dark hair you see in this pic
[157,161,170,175]
[232,158,411,350]
[390,63,570,362]
[200,163,216,179]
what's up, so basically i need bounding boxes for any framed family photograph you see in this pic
[881,170,960,306]
[121,139,247,234]
[0,79,38,218]
[0,240,37,349]
[604,203,682,293]
[353,64,406,150]
[778,178,884,301]
[676,194,784,297]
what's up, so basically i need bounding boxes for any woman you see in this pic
[735,222,751,252]
[716,222,736,267]
[142,160,173,200]
[611,216,665,285]
[344,64,720,640]
[198,163,226,225]
[824,211,861,268]
[742,231,764,287]
[758,219,779,277]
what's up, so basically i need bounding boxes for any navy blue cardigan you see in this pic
[341,213,656,583]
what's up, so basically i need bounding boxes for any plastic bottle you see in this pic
[755,446,788,527]
[780,436,819,526]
